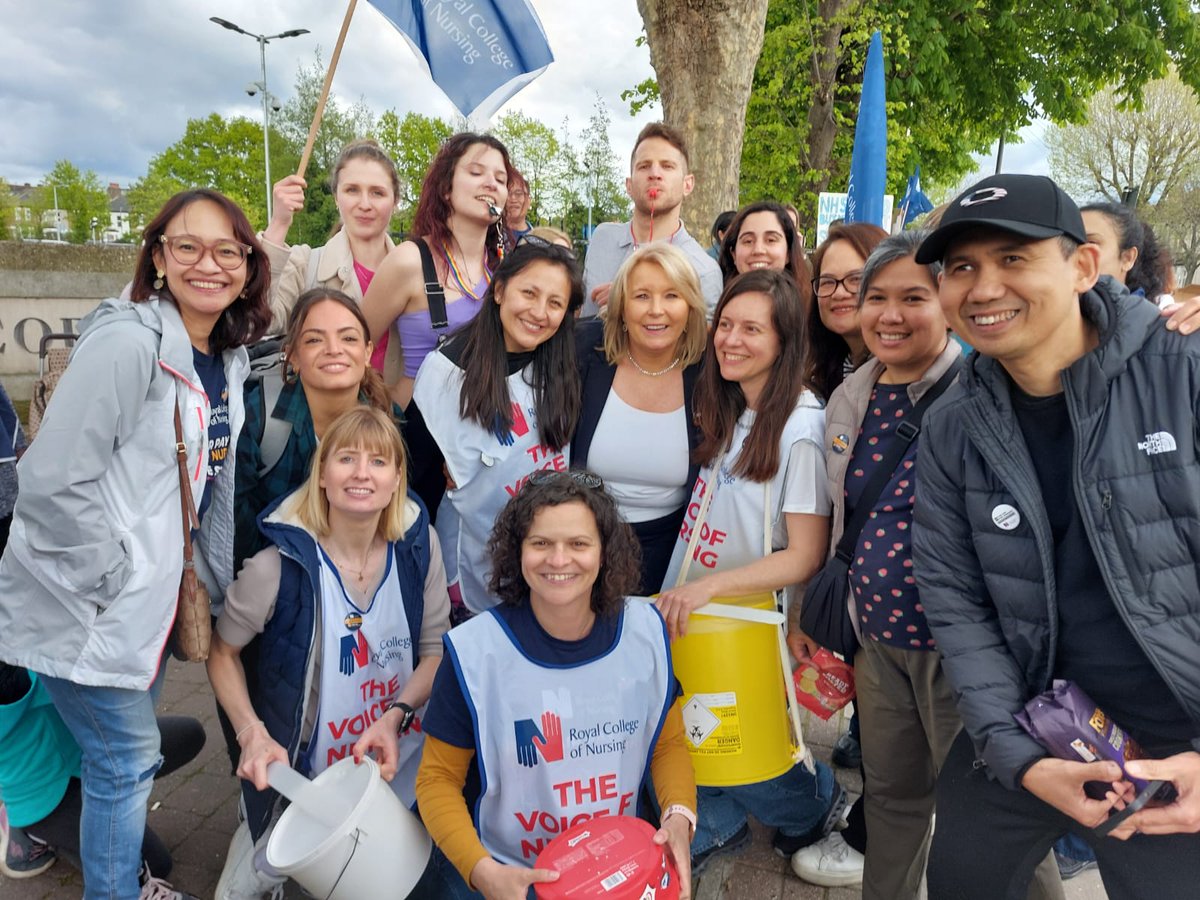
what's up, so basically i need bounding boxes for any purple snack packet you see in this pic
[1014,679,1152,793]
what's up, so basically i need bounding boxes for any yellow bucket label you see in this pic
[682,692,742,755]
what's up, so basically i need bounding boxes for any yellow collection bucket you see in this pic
[670,592,795,787]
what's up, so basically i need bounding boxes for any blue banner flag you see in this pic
[366,0,554,121]
[899,166,933,228]
[844,30,887,227]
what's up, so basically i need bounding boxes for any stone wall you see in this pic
[0,242,138,398]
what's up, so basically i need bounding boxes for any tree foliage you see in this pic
[1047,70,1200,205]
[374,110,454,232]
[0,179,15,239]
[578,97,631,229]
[1047,69,1200,285]
[274,51,378,244]
[631,0,1200,237]
[493,111,564,225]
[129,113,276,229]
[44,160,109,244]
[1152,176,1200,283]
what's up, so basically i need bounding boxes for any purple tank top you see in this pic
[394,278,487,377]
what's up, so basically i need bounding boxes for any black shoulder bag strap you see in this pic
[413,238,450,332]
[832,358,963,564]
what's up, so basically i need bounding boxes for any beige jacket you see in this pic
[815,339,962,637]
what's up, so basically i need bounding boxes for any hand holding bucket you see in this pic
[264,757,432,900]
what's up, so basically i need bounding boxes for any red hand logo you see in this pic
[533,711,564,762]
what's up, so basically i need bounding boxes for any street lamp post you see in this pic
[210,16,309,220]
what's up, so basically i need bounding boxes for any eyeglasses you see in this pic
[516,233,576,259]
[527,470,603,489]
[160,234,252,270]
[812,272,863,298]
[509,190,529,200]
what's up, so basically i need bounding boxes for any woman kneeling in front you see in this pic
[417,472,697,899]
[208,407,450,897]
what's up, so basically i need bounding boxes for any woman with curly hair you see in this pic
[416,472,697,900]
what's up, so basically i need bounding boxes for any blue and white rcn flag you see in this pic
[366,0,554,122]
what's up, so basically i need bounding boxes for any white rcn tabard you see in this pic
[444,600,673,866]
[662,393,826,591]
[310,552,425,807]
[413,351,569,613]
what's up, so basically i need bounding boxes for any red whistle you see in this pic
[648,188,660,199]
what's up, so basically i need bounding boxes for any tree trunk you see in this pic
[637,0,769,238]
[797,0,855,221]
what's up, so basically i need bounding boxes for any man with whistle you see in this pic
[581,122,722,318]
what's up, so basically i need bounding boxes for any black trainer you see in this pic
[831,731,862,769]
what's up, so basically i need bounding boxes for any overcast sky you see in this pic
[0,0,1046,193]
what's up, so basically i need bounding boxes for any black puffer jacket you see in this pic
[912,278,1200,789]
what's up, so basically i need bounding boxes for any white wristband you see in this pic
[663,804,697,839]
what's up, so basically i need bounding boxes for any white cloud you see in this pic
[0,0,659,187]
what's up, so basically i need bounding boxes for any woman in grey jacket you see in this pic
[0,189,271,900]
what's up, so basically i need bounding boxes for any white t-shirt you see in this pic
[662,392,829,591]
[586,389,689,523]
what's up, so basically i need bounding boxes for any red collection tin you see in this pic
[533,816,681,899]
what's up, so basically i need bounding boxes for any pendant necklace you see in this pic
[327,540,377,588]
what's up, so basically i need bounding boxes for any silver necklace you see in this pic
[627,352,682,377]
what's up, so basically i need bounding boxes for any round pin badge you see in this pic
[991,504,1020,531]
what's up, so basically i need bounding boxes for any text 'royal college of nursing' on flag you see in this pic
[366,0,555,121]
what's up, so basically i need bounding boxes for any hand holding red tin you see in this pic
[471,856,559,899]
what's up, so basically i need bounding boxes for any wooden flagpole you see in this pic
[296,0,359,179]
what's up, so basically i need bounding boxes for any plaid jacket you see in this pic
[233,377,317,572]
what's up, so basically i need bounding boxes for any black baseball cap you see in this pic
[914,174,1087,264]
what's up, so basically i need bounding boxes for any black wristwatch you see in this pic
[387,700,416,735]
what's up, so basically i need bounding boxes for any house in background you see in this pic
[5,181,132,242]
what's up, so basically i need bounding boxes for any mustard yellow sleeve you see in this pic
[415,735,490,885]
[650,698,697,816]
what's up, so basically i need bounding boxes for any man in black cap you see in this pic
[910,174,1200,899]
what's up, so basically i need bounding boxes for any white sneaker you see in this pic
[138,862,198,900]
[215,821,284,900]
[790,832,864,887]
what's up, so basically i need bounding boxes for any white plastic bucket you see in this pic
[265,757,432,899]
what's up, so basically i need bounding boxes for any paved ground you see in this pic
[3,664,1106,899]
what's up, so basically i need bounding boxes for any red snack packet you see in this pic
[793,649,855,720]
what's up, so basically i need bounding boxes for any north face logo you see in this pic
[1137,432,1177,455]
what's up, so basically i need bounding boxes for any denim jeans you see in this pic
[38,661,167,900]
[409,845,481,899]
[692,756,837,856]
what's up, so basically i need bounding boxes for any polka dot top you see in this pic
[845,385,935,650]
